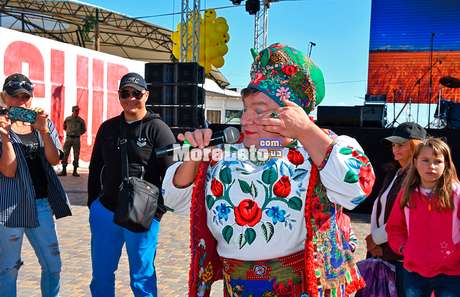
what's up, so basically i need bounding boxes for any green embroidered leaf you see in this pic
[222,226,233,244]
[219,167,232,184]
[238,179,252,194]
[206,195,214,210]
[288,196,303,210]
[285,139,298,148]
[339,147,353,155]
[262,167,278,185]
[260,49,271,67]
[344,170,359,183]
[244,228,256,245]
[239,233,246,249]
[251,183,258,197]
[261,222,274,242]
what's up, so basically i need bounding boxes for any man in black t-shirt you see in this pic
[87,72,176,297]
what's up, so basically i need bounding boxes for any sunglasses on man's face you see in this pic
[119,89,144,100]
[4,80,34,93]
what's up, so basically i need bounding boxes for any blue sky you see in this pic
[85,0,373,108]
[370,0,460,51]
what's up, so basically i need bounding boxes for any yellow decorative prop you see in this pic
[172,9,230,74]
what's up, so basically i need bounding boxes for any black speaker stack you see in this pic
[145,62,205,129]
[317,104,387,128]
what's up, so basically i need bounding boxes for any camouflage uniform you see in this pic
[62,115,86,171]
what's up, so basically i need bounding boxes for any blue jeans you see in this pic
[89,199,160,297]
[403,267,460,297]
[0,199,61,297]
[394,261,405,297]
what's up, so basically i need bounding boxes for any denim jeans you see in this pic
[89,198,160,297]
[0,199,61,297]
[403,267,460,297]
[394,261,405,297]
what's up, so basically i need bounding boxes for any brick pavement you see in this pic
[17,169,371,297]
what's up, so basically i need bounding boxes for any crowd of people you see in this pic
[0,43,459,297]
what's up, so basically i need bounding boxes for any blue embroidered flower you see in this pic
[265,206,286,224]
[216,203,231,222]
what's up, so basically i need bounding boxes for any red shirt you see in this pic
[386,186,460,277]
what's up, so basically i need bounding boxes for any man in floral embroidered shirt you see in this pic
[162,43,375,297]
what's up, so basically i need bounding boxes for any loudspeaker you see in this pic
[365,94,386,104]
[144,62,204,84]
[316,106,362,127]
[245,0,260,15]
[177,63,205,84]
[147,85,204,105]
[145,63,176,83]
[149,106,205,128]
[361,105,387,127]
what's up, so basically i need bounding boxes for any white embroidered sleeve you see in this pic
[370,198,388,244]
[319,135,375,210]
[162,162,193,214]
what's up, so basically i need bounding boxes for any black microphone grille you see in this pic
[223,127,240,144]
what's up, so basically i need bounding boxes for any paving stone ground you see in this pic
[17,169,370,297]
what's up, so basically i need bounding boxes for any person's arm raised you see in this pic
[172,128,213,188]
[257,97,332,166]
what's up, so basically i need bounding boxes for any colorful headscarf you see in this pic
[248,43,325,114]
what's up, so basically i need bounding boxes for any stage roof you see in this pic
[0,0,230,87]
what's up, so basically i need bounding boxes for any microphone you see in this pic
[155,126,241,157]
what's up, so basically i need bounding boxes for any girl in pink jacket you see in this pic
[387,137,460,297]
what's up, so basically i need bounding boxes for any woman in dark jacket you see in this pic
[0,73,71,297]
[366,122,426,296]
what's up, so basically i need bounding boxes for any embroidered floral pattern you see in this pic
[275,86,291,100]
[287,147,305,166]
[204,142,373,251]
[273,176,291,197]
[339,146,375,200]
[248,43,325,114]
[234,199,263,227]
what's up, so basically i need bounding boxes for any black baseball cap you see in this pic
[3,73,34,97]
[119,72,147,91]
[384,122,427,144]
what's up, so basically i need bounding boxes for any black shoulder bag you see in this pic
[113,123,159,232]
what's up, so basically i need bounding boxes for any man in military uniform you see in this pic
[59,105,86,176]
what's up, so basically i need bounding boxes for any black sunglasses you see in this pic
[4,80,34,92]
[119,89,144,100]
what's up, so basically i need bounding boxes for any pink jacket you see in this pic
[386,185,460,278]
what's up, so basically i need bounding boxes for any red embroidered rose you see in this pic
[253,72,266,85]
[352,150,369,165]
[273,280,294,297]
[273,176,291,197]
[281,65,297,76]
[210,178,223,197]
[287,148,304,166]
[234,199,262,227]
[359,165,374,196]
